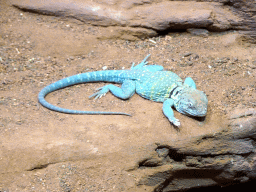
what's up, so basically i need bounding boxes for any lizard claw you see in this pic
[130,62,135,69]
[89,86,109,99]
[174,120,181,127]
[169,118,180,127]
[131,54,150,70]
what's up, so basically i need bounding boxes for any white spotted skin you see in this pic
[134,71,183,102]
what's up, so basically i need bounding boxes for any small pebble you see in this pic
[183,52,193,57]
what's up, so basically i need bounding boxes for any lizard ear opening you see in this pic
[184,77,196,89]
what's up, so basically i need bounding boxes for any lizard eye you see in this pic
[188,102,193,108]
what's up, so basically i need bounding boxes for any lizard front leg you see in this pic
[89,80,136,100]
[184,77,196,89]
[163,99,181,127]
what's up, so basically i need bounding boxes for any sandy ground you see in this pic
[0,1,256,191]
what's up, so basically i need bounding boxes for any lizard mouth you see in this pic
[177,106,207,117]
[191,109,207,117]
[194,112,207,117]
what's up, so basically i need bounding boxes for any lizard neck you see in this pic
[169,85,183,101]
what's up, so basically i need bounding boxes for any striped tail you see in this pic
[38,70,131,115]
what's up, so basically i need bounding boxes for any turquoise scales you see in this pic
[38,55,208,126]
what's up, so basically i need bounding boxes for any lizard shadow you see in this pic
[192,116,206,122]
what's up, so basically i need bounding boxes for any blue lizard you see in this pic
[38,54,208,126]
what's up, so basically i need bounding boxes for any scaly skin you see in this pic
[38,54,208,126]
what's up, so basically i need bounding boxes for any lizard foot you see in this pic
[89,86,109,99]
[131,54,150,70]
[169,118,180,127]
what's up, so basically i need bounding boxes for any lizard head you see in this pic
[174,88,208,117]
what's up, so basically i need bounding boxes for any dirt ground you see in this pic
[0,0,256,191]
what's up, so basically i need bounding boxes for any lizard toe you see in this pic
[169,118,180,127]
[174,120,181,127]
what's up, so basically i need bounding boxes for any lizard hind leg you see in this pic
[131,54,151,70]
[142,65,164,72]
[131,54,164,72]
[89,80,136,100]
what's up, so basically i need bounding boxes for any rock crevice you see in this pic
[133,108,256,191]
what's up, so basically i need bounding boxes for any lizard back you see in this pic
[135,71,183,102]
